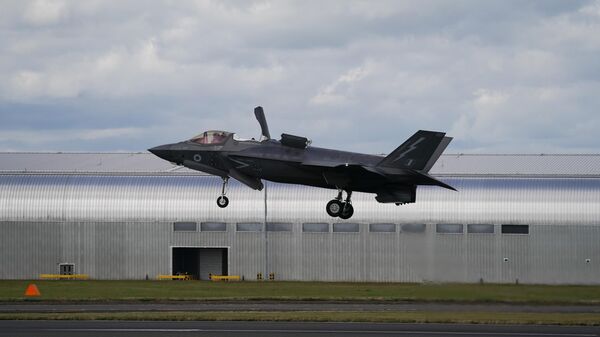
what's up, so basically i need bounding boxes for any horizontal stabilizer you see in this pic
[410,170,456,191]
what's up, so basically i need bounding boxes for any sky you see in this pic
[1,0,599,154]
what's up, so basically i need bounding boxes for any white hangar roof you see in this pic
[0,152,600,177]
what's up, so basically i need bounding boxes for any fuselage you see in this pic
[150,134,387,192]
[236,144,384,190]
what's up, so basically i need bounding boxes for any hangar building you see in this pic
[0,152,599,284]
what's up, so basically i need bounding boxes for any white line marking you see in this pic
[392,136,426,163]
[48,329,597,336]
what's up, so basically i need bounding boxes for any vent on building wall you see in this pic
[501,224,529,234]
[201,222,226,232]
[467,224,495,234]
[302,223,329,233]
[401,224,426,233]
[266,223,293,232]
[236,223,263,232]
[436,223,464,234]
[369,223,396,233]
[333,223,359,233]
[173,222,197,232]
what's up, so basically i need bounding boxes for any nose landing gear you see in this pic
[326,190,354,219]
[216,177,229,208]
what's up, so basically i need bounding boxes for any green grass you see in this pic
[2,280,600,304]
[1,311,599,326]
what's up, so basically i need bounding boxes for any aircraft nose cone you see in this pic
[148,144,173,161]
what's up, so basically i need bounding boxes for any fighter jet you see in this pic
[149,107,455,219]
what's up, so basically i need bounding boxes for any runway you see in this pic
[0,320,598,337]
[3,301,600,313]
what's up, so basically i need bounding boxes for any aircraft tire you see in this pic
[339,203,354,219]
[326,200,343,217]
[217,196,229,208]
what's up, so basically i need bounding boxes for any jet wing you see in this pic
[412,171,456,191]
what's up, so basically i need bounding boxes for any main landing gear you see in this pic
[216,177,229,208]
[326,190,354,219]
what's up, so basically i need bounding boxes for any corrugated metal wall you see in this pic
[1,174,599,283]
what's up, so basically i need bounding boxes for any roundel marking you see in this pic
[193,154,202,162]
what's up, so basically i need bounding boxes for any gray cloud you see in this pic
[0,0,599,153]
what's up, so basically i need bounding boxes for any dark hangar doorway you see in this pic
[172,247,228,280]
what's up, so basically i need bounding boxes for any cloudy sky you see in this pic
[1,0,599,153]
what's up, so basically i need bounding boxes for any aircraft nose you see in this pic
[148,144,173,161]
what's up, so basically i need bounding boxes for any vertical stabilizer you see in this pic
[377,130,451,172]
[422,136,452,172]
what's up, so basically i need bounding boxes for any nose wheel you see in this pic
[326,190,354,219]
[217,195,229,208]
[216,177,230,208]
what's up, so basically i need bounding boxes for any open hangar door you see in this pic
[172,247,228,280]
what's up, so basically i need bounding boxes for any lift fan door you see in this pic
[280,133,311,149]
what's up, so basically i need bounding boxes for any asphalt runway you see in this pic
[3,301,600,313]
[1,320,598,337]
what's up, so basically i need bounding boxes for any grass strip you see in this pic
[0,311,599,326]
[3,280,600,305]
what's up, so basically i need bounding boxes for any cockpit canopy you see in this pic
[190,130,231,145]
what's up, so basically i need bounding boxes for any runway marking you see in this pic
[47,328,597,336]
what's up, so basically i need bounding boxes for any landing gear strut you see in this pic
[326,189,354,219]
[216,177,229,208]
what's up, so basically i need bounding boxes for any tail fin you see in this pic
[377,130,452,172]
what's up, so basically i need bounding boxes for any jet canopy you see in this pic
[190,130,231,145]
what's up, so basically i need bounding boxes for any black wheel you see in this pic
[326,199,343,217]
[339,203,354,219]
[217,196,229,208]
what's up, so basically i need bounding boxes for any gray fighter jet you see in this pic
[149,107,455,219]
